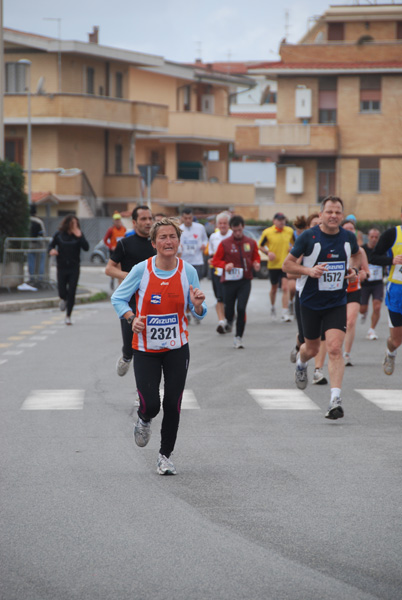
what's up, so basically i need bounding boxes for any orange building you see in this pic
[3,28,257,218]
[235,3,402,220]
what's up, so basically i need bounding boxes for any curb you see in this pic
[0,289,108,313]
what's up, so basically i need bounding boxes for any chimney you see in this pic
[89,26,99,44]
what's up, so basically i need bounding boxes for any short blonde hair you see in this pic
[150,217,182,243]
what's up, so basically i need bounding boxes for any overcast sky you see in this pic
[5,0,354,63]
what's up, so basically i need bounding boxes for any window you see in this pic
[116,72,123,99]
[86,67,95,95]
[5,62,26,93]
[115,144,123,174]
[183,85,191,111]
[360,75,381,113]
[397,21,402,39]
[328,22,344,41]
[261,86,277,105]
[358,158,380,192]
[318,77,337,123]
[317,158,336,202]
[5,139,24,165]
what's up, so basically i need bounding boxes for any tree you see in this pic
[0,161,29,260]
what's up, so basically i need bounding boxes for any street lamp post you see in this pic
[18,59,32,205]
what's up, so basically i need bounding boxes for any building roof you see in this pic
[248,60,402,75]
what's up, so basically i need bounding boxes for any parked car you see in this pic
[244,227,269,279]
[90,240,109,265]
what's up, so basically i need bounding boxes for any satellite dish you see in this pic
[36,76,46,95]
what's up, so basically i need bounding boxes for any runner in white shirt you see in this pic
[208,212,232,333]
[179,209,208,324]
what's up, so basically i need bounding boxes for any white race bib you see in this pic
[318,261,345,291]
[182,240,197,256]
[225,268,243,281]
[391,265,402,282]
[146,313,181,350]
[368,264,383,282]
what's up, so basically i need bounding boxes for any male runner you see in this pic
[208,212,232,333]
[370,211,402,375]
[360,228,384,340]
[105,205,155,376]
[283,196,361,420]
[212,215,260,348]
[258,213,295,322]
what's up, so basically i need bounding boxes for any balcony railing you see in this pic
[5,94,168,132]
[168,180,255,207]
[236,123,339,154]
[168,111,241,142]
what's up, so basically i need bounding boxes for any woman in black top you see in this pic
[48,215,89,324]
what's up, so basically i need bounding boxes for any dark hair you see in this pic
[306,213,320,228]
[132,205,151,221]
[293,215,307,230]
[182,208,193,216]
[229,215,245,228]
[321,196,344,211]
[341,219,355,228]
[59,214,80,233]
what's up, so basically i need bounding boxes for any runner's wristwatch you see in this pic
[126,315,135,325]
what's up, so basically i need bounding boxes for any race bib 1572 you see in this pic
[318,261,345,291]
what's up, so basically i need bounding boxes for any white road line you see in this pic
[29,336,47,341]
[158,388,200,409]
[3,350,24,356]
[182,390,200,409]
[21,389,85,411]
[0,359,8,366]
[248,389,320,410]
[355,389,402,411]
[18,343,37,348]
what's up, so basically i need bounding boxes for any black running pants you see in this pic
[133,344,190,457]
[223,279,251,338]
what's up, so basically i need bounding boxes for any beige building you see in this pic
[235,3,402,220]
[4,28,257,218]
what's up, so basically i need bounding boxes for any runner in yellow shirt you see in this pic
[258,212,295,322]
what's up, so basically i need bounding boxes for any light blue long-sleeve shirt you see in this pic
[111,257,207,320]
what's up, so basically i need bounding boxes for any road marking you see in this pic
[30,336,47,341]
[248,389,320,410]
[355,389,402,411]
[21,389,85,410]
[19,331,34,335]
[3,350,24,356]
[41,320,55,325]
[41,329,57,334]
[18,343,37,348]
[7,336,24,341]
[0,343,12,348]
[158,388,200,409]
[31,325,45,330]
[182,390,200,409]
[0,359,8,365]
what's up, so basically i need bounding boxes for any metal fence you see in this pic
[0,237,56,291]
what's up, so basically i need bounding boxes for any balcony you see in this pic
[236,123,339,158]
[168,180,255,207]
[166,111,242,143]
[103,174,168,200]
[5,94,168,133]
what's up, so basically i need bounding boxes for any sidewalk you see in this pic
[0,285,98,313]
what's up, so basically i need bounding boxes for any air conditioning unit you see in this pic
[286,167,304,194]
[295,88,312,119]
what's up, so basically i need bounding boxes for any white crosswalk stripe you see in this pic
[248,389,320,410]
[181,389,200,409]
[355,389,402,411]
[21,390,84,410]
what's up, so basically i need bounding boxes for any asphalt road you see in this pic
[1,269,401,600]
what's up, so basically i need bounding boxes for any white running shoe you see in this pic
[157,453,177,475]
[59,299,66,311]
[281,312,292,323]
[234,336,244,349]
[65,316,72,326]
[312,368,328,385]
[216,320,226,334]
[343,352,353,366]
[270,307,277,321]
[290,346,299,363]
[116,356,131,376]
[383,352,395,376]
[366,328,378,340]
[133,418,152,447]
[325,397,344,420]
[295,364,308,389]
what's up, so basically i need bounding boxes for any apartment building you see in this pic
[3,28,256,218]
[235,3,402,220]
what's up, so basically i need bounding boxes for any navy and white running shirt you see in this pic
[290,225,359,310]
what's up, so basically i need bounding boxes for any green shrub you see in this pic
[0,161,29,260]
